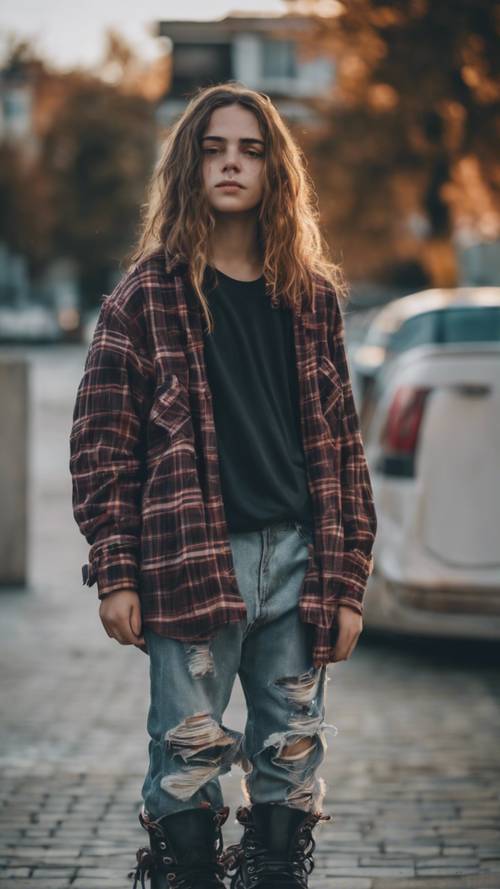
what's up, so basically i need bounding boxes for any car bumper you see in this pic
[363,571,500,639]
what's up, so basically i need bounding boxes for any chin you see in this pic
[212,201,254,214]
[212,196,261,214]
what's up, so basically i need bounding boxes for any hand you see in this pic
[99,589,146,651]
[331,605,363,662]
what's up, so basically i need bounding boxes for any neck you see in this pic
[208,210,262,278]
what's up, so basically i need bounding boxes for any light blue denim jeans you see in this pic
[141,519,336,820]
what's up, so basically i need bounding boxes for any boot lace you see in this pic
[221,807,331,889]
[128,849,226,888]
[127,845,155,889]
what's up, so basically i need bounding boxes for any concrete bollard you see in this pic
[0,356,29,587]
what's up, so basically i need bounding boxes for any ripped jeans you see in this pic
[141,519,337,820]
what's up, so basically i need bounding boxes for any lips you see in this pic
[216,181,244,188]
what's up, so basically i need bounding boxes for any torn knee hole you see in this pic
[162,713,243,802]
[281,737,316,760]
[166,712,238,761]
[274,667,322,709]
[185,641,215,678]
[262,729,323,763]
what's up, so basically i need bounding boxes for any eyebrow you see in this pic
[201,135,265,146]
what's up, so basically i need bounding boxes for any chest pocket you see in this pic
[148,375,192,451]
[317,355,344,420]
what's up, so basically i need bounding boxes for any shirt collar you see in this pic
[164,247,187,275]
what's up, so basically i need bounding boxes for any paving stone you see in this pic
[384,844,442,855]
[415,865,479,875]
[418,856,480,867]
[72,881,128,888]
[371,878,500,889]
[0,883,71,888]
[317,880,373,889]
[359,855,417,866]
[322,865,416,878]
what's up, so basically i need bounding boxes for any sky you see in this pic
[0,1,289,72]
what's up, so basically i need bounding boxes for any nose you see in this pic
[222,155,241,175]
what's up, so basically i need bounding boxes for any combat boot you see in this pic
[223,803,330,889]
[128,803,229,888]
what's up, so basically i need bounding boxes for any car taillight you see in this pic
[377,385,432,477]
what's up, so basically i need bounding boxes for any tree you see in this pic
[0,33,161,307]
[288,0,500,288]
[42,75,157,308]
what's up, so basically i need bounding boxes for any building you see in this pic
[154,13,336,128]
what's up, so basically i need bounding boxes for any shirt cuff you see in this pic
[82,535,139,598]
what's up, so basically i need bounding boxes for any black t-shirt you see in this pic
[202,266,314,533]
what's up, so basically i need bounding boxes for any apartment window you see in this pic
[261,40,297,79]
[172,44,232,94]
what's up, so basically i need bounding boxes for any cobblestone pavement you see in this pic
[1,344,500,889]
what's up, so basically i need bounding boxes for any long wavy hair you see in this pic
[126,81,349,333]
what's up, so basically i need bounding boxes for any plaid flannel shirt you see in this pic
[69,247,377,666]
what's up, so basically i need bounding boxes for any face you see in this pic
[200,104,266,215]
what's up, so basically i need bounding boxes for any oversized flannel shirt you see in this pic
[69,247,377,666]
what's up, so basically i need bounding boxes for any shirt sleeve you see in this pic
[69,293,148,599]
[325,285,378,615]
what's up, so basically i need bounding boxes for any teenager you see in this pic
[69,82,377,889]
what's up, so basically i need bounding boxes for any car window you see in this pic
[389,306,500,353]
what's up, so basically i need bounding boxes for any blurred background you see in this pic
[1,2,500,887]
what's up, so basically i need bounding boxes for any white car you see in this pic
[353,287,500,640]
[0,304,61,343]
